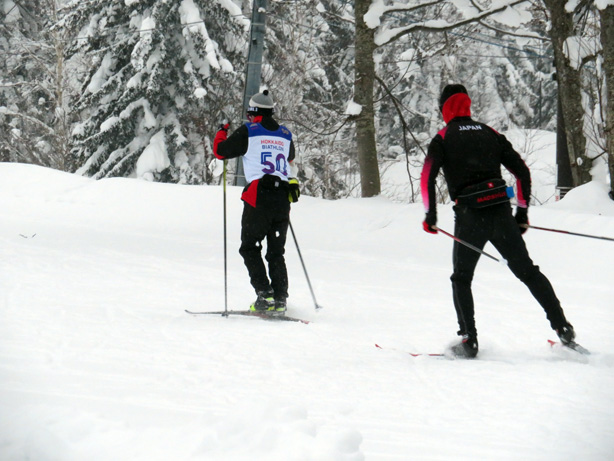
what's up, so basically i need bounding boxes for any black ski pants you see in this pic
[239,178,290,300]
[451,203,568,338]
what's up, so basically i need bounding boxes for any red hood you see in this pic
[442,93,472,124]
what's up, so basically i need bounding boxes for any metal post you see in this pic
[235,0,267,187]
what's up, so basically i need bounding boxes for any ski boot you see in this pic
[250,290,275,312]
[450,334,479,359]
[556,324,575,346]
[272,297,287,316]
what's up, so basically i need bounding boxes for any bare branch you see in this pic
[375,0,529,47]
[0,107,56,134]
[477,20,549,42]
[375,76,426,157]
[378,0,442,16]
[0,81,28,88]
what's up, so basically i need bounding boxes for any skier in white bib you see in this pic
[213,90,299,313]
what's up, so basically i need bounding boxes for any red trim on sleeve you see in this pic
[241,179,259,207]
[516,178,528,208]
[420,156,434,213]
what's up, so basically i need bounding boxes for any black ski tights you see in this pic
[450,204,568,337]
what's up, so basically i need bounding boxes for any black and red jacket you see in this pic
[421,93,531,218]
[213,115,296,207]
[214,115,295,162]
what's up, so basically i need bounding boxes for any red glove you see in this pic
[213,123,230,159]
[423,212,438,234]
[423,220,438,234]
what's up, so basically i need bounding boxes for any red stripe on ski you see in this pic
[375,344,444,357]
[548,339,590,355]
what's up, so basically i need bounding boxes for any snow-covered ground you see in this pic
[1,162,613,460]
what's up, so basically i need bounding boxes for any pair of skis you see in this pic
[375,340,590,359]
[185,309,310,324]
[186,310,590,357]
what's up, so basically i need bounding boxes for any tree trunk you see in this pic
[600,6,614,199]
[543,0,592,186]
[52,1,70,172]
[354,0,380,197]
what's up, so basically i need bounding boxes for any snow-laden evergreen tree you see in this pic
[0,0,72,169]
[60,0,247,183]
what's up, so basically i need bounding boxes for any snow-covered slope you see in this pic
[1,163,613,460]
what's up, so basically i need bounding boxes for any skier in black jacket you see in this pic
[213,90,297,314]
[420,84,575,358]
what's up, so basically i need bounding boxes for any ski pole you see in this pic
[222,160,228,315]
[522,224,614,242]
[289,220,323,311]
[436,227,504,264]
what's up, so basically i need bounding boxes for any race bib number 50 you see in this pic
[261,152,288,177]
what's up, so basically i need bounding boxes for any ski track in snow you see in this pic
[1,164,614,460]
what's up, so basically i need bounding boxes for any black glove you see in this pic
[515,207,529,234]
[423,212,437,234]
[288,178,300,203]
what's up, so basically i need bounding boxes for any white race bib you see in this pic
[243,123,293,183]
